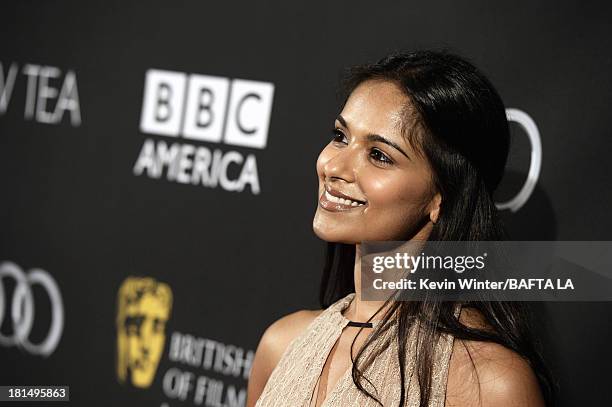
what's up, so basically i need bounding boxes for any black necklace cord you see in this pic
[347,320,374,328]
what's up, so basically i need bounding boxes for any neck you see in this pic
[342,244,391,323]
[344,224,434,323]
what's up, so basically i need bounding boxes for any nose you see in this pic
[322,143,360,184]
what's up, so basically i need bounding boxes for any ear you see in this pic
[428,192,442,224]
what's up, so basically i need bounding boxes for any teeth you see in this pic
[325,190,365,207]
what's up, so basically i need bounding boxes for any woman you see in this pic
[247,50,553,407]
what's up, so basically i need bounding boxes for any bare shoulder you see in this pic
[445,307,545,407]
[246,308,323,407]
[255,308,323,365]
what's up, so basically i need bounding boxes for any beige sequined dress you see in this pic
[255,292,456,407]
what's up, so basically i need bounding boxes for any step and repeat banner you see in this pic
[1,1,611,406]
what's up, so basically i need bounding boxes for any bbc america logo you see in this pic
[133,69,274,194]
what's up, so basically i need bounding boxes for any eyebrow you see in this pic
[336,114,410,159]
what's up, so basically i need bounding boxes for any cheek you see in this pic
[364,171,432,211]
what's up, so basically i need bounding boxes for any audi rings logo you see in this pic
[0,261,64,356]
[496,108,543,213]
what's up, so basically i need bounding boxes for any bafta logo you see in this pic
[116,277,172,388]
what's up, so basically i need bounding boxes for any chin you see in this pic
[312,218,358,244]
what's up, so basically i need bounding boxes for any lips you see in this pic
[319,186,367,212]
[328,186,366,203]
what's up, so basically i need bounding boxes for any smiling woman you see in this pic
[314,79,440,244]
[246,50,554,407]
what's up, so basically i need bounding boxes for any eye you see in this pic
[152,318,164,333]
[370,148,394,166]
[125,315,145,335]
[331,128,348,145]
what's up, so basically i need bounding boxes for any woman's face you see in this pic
[313,79,441,243]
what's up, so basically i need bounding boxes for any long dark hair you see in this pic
[319,50,555,406]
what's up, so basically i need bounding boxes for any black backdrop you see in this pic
[1,1,611,406]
